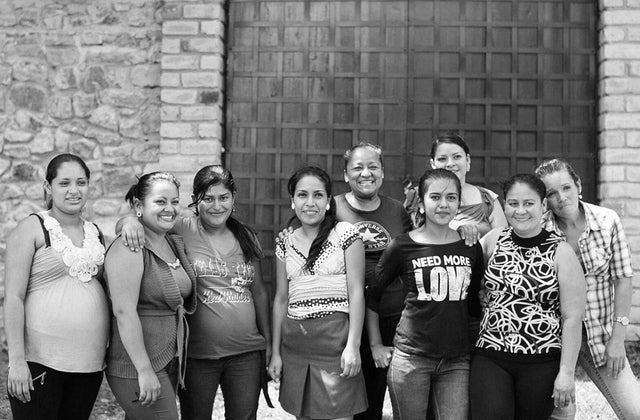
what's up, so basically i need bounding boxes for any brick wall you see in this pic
[598,0,640,339]
[158,0,225,206]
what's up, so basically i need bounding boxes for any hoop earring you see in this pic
[291,203,295,210]
[136,211,142,218]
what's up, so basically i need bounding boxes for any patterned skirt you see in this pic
[280,312,368,419]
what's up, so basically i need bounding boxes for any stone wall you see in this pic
[598,0,640,339]
[0,0,164,292]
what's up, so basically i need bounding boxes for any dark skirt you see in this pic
[280,312,368,419]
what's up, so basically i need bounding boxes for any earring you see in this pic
[419,208,425,214]
[291,203,295,210]
[578,194,583,200]
[326,203,330,211]
[136,211,142,217]
[232,205,236,214]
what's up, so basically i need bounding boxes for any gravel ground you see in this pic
[1,342,638,419]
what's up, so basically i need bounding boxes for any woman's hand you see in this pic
[7,360,33,403]
[457,224,480,247]
[604,338,626,379]
[340,345,361,377]
[137,369,161,406]
[370,343,393,368]
[552,370,575,408]
[275,227,294,247]
[121,216,145,252]
[268,354,282,382]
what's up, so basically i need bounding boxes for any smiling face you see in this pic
[420,178,460,227]
[344,146,384,199]
[430,143,471,183]
[539,169,581,219]
[137,181,180,235]
[504,182,545,237]
[292,175,330,228]
[197,183,234,229]
[45,161,90,215]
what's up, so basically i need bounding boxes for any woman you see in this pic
[337,143,412,420]
[369,168,484,420]
[4,153,109,420]
[104,172,197,419]
[470,174,586,420]
[120,166,271,419]
[535,159,640,420]
[268,166,368,419]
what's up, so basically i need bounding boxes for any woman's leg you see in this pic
[219,351,262,420]
[178,358,223,420]
[107,365,179,420]
[430,355,469,420]
[469,354,514,420]
[387,349,433,420]
[9,362,63,420]
[512,356,559,420]
[58,370,104,420]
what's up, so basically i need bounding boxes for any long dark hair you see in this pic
[430,131,470,159]
[189,165,264,262]
[44,153,90,209]
[414,168,462,227]
[502,173,546,201]
[287,166,338,272]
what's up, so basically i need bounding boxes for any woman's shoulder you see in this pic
[9,213,46,244]
[105,236,142,263]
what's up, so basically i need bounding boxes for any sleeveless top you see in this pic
[476,228,564,354]
[449,186,498,233]
[24,212,109,372]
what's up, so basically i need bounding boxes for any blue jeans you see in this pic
[387,348,469,420]
[178,351,262,420]
[550,334,640,420]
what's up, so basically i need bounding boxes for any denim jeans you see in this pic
[387,348,469,420]
[8,362,103,420]
[550,334,640,420]
[178,351,262,420]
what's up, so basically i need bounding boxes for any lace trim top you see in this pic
[40,211,105,283]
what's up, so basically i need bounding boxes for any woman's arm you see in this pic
[366,309,393,368]
[105,240,161,406]
[341,238,366,378]
[4,218,39,403]
[250,260,272,363]
[553,242,587,408]
[488,197,508,230]
[268,258,288,382]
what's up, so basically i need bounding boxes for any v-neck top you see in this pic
[275,221,360,320]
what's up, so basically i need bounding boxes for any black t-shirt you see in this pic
[368,233,484,357]
[335,193,412,319]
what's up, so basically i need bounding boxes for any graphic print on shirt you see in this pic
[412,254,472,301]
[192,256,254,304]
[353,221,391,252]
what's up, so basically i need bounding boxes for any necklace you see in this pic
[167,258,181,270]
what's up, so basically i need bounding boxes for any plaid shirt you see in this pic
[542,201,633,367]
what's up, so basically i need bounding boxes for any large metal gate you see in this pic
[225,0,598,285]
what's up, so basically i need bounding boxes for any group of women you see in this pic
[4,132,640,420]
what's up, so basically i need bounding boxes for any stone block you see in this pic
[182,72,218,88]
[157,155,200,172]
[599,130,626,147]
[102,144,133,165]
[600,96,625,112]
[70,138,97,159]
[132,140,160,162]
[30,128,55,154]
[85,127,122,146]
[0,157,10,176]
[199,90,219,104]
[599,182,640,199]
[161,73,180,87]
[3,126,33,143]
[162,21,199,36]
[91,199,122,217]
[0,184,23,200]
[600,113,640,131]
[198,123,222,138]
[11,58,48,83]
[181,106,217,121]
[602,27,626,43]
[55,128,72,152]
[601,10,640,25]
[0,64,12,85]
[161,105,181,121]
[131,65,161,87]
[601,44,640,60]
[81,66,110,93]
[181,38,221,53]
[181,139,221,155]
[48,95,73,119]
[183,4,221,19]
[160,122,196,138]
[627,97,640,112]
[200,55,223,71]
[89,105,119,132]
[8,84,47,113]
[120,117,144,139]
[628,132,640,147]
[160,139,179,153]
[600,147,640,165]
[161,55,200,70]
[161,89,197,105]
[627,166,640,182]
[54,67,77,90]
[102,168,138,197]
[160,4,182,20]
[80,32,104,45]
[73,92,97,117]
[12,162,37,180]
[99,89,147,109]
[599,165,626,182]
[162,38,181,54]
[141,105,161,134]
[599,60,626,77]
[44,46,79,67]
[630,62,640,77]
[201,20,225,37]
[25,184,43,200]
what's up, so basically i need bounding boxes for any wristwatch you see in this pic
[614,316,630,326]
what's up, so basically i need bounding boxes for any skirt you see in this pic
[280,312,368,419]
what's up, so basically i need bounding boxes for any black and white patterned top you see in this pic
[476,227,564,354]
